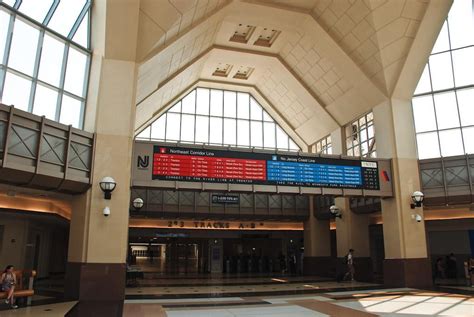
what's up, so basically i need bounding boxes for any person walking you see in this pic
[343,249,355,282]
[1,265,18,309]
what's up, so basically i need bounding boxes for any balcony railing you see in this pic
[0,104,94,194]
[420,154,474,207]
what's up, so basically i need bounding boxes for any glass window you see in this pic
[250,121,263,147]
[136,126,150,140]
[345,112,375,157]
[223,118,236,145]
[416,132,440,159]
[463,126,474,154]
[47,0,87,38]
[18,0,53,23]
[38,33,65,87]
[0,10,10,63]
[165,113,180,141]
[136,88,300,151]
[72,12,88,48]
[223,91,236,118]
[209,117,223,144]
[414,64,431,95]
[439,128,464,157]
[2,71,31,111]
[429,52,454,91]
[180,114,195,142]
[237,92,250,119]
[0,2,91,129]
[8,19,39,76]
[433,92,460,130]
[181,90,196,114]
[412,1,474,159]
[250,97,262,120]
[151,115,166,140]
[210,89,223,116]
[456,88,474,126]
[59,95,82,128]
[452,47,474,87]
[237,119,250,146]
[196,88,209,115]
[195,115,209,143]
[32,84,58,120]
[412,95,436,132]
[431,21,450,54]
[276,126,289,149]
[64,47,87,97]
[263,122,276,148]
[169,101,181,113]
[447,0,474,50]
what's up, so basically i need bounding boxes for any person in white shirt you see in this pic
[343,249,355,281]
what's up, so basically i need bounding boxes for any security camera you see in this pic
[412,214,422,222]
[103,206,111,217]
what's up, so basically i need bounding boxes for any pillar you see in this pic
[64,0,140,302]
[334,197,372,281]
[303,196,333,276]
[374,99,432,288]
[331,128,372,281]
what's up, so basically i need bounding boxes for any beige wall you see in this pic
[67,0,140,265]
[0,216,28,271]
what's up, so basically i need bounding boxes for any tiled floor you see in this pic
[2,288,473,316]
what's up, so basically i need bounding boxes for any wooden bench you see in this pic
[0,270,36,306]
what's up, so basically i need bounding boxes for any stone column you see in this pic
[334,197,372,281]
[331,128,372,281]
[303,196,332,276]
[65,0,139,301]
[374,99,431,288]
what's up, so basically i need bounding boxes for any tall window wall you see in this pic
[412,0,474,159]
[136,87,301,152]
[345,112,376,158]
[0,0,91,129]
[312,135,332,155]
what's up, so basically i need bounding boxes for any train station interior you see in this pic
[0,0,473,316]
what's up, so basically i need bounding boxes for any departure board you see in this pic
[152,146,380,190]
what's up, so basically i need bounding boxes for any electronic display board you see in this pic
[152,145,380,190]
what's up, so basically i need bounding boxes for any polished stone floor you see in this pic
[2,273,473,316]
[2,288,473,316]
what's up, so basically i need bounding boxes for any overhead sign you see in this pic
[212,194,240,204]
[151,145,379,190]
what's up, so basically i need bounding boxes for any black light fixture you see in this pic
[410,191,424,209]
[329,205,342,218]
[132,197,144,210]
[99,176,116,200]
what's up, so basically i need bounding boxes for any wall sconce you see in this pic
[410,191,424,209]
[329,205,342,218]
[99,176,116,200]
[132,197,144,210]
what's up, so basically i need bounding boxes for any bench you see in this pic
[0,270,36,306]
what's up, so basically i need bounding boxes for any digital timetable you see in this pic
[152,146,380,190]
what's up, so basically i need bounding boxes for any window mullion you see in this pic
[0,13,16,99]
[28,29,45,113]
[43,0,59,26]
[67,0,90,40]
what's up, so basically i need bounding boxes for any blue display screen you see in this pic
[267,161,362,187]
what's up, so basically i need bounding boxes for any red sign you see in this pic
[153,153,266,181]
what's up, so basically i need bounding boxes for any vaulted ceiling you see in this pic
[133,0,450,148]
